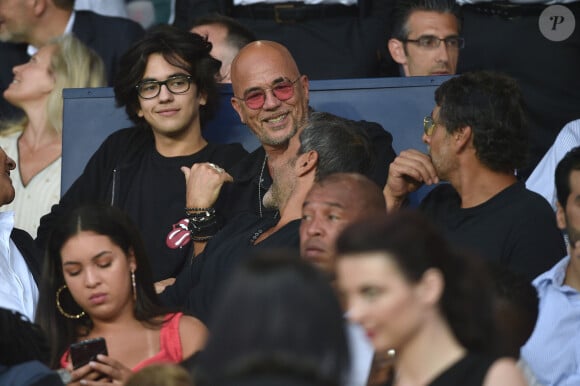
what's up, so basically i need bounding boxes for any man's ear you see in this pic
[556,201,567,231]
[230,96,245,124]
[296,150,318,177]
[32,0,47,16]
[388,38,407,66]
[454,125,472,152]
[299,74,310,104]
[198,91,207,106]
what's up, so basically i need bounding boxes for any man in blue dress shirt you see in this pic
[521,146,580,386]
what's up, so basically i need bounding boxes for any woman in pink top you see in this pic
[36,205,207,384]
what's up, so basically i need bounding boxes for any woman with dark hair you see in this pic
[36,205,207,385]
[196,250,350,386]
[336,211,526,386]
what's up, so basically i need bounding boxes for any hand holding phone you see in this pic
[70,337,108,370]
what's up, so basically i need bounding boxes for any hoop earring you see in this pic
[56,285,85,319]
[131,270,137,302]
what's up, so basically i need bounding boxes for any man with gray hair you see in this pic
[160,111,375,322]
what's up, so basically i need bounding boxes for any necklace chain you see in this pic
[258,154,267,218]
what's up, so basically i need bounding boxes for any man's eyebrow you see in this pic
[416,34,460,39]
[302,200,345,209]
[324,201,345,209]
[243,76,289,94]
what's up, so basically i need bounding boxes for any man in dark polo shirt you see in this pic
[383,71,566,281]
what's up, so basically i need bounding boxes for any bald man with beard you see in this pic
[186,40,396,229]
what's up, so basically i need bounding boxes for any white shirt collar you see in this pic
[0,210,15,236]
[27,10,76,56]
[0,210,39,320]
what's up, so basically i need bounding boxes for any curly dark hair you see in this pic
[435,71,529,173]
[114,24,221,130]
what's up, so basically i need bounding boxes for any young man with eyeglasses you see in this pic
[383,71,565,281]
[388,0,463,76]
[35,26,248,283]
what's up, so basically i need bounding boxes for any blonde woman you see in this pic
[1,34,105,237]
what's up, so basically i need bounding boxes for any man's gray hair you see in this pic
[298,112,374,180]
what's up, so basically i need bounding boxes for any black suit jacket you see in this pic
[11,228,43,286]
[71,11,145,85]
[174,0,383,29]
[0,10,144,121]
[0,42,28,121]
[173,0,394,79]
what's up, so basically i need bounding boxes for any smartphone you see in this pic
[70,337,108,370]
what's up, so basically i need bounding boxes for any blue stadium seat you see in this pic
[62,76,450,203]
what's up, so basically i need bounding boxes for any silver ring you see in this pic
[209,163,224,173]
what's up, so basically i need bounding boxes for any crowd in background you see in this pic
[0,0,579,385]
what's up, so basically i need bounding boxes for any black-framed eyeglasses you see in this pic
[234,77,301,110]
[404,36,465,50]
[423,115,438,136]
[136,75,193,99]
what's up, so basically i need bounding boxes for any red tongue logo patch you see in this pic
[166,218,190,249]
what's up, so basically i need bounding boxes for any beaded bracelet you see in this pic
[185,207,213,212]
[186,207,216,219]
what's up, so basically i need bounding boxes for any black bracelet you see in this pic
[191,235,214,242]
[188,217,221,239]
[188,214,217,224]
